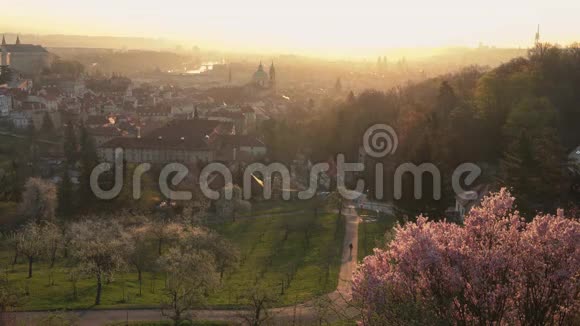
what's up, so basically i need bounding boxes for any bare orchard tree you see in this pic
[42,222,62,268]
[69,219,133,305]
[61,224,74,259]
[158,247,219,326]
[19,177,57,222]
[215,185,252,222]
[326,191,344,218]
[126,224,155,296]
[67,267,81,300]
[311,293,334,325]
[183,184,212,225]
[3,231,19,269]
[209,235,240,284]
[239,284,279,326]
[184,231,240,283]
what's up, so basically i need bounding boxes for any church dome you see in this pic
[252,63,268,85]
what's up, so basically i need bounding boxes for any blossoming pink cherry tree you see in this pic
[352,188,579,325]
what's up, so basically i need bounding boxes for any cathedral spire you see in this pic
[269,61,275,76]
[1,35,6,46]
[334,77,342,92]
[15,35,21,45]
[535,24,540,45]
[269,61,276,90]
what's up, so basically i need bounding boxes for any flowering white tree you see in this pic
[147,218,183,255]
[158,247,219,325]
[183,230,240,283]
[69,219,132,305]
[16,222,45,278]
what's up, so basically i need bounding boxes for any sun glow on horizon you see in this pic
[2,0,579,56]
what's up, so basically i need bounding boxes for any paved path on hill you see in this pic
[7,206,361,326]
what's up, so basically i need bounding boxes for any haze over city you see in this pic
[2,0,580,57]
[0,1,579,325]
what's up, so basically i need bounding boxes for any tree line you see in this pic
[261,43,580,216]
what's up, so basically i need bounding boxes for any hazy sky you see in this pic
[2,0,579,55]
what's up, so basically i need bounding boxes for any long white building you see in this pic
[1,35,52,76]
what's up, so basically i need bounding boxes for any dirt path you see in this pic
[7,206,361,325]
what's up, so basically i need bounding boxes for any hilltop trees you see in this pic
[478,45,580,210]
[47,59,85,79]
[352,189,580,325]
[498,96,566,212]
[266,44,580,216]
[528,43,580,149]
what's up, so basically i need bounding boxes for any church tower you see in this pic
[15,35,21,45]
[269,61,276,90]
[0,35,8,66]
[334,77,342,93]
[535,24,541,45]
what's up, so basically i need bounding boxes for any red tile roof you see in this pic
[101,119,233,151]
